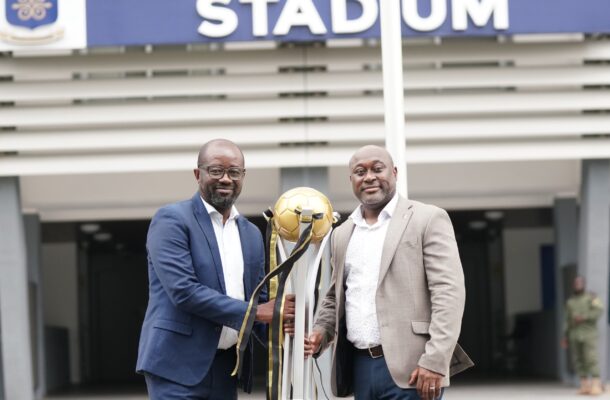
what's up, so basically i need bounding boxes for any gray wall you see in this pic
[0,305,4,400]
[42,242,80,384]
[503,227,554,332]
[578,159,610,381]
[24,214,46,398]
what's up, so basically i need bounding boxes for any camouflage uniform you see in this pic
[565,292,604,378]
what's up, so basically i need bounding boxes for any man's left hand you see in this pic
[408,366,443,400]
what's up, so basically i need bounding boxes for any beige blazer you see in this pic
[313,196,473,397]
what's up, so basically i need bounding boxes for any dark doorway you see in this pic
[457,231,496,375]
[88,252,147,383]
[449,207,553,380]
[80,221,149,385]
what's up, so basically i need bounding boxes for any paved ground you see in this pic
[444,382,603,399]
[44,381,604,400]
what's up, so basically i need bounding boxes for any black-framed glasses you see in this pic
[198,165,245,180]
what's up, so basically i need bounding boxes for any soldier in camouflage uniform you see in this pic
[562,276,605,396]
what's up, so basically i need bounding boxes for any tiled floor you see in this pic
[44,381,603,399]
[445,382,604,399]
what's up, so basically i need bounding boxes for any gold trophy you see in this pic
[270,187,337,400]
[232,187,338,400]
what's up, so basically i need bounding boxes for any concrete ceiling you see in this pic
[20,159,580,221]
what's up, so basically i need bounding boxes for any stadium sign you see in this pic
[196,0,508,38]
[1,0,610,51]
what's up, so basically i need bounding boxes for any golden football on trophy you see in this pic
[273,187,334,243]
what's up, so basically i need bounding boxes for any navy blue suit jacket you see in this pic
[136,193,266,391]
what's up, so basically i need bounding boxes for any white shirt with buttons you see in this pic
[201,197,245,350]
[344,194,398,349]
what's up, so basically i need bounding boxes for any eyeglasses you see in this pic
[199,165,245,181]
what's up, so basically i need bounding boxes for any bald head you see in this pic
[194,139,245,218]
[198,139,244,168]
[349,145,395,170]
[348,145,397,215]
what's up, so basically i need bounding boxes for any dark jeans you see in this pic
[353,351,445,400]
[145,348,237,400]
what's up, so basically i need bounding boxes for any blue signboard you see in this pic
[81,0,610,47]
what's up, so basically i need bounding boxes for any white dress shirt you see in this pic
[344,194,398,349]
[201,197,245,349]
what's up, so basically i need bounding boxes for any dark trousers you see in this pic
[353,351,445,400]
[145,348,238,400]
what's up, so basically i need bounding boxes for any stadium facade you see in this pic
[1,0,610,398]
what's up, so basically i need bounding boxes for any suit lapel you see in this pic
[377,197,413,288]
[236,216,253,299]
[191,193,227,294]
[334,219,354,281]
[334,219,355,315]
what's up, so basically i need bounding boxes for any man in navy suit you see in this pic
[137,139,294,399]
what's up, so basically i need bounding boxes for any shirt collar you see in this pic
[201,196,239,222]
[349,193,398,227]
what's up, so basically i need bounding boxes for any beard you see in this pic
[204,182,240,212]
[358,185,394,208]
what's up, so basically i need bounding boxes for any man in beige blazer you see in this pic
[306,145,473,400]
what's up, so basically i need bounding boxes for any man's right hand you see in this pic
[304,330,323,358]
[255,294,295,324]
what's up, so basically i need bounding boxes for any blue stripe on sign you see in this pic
[86,0,610,47]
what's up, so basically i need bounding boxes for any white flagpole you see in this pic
[379,0,408,198]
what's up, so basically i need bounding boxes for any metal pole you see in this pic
[379,0,408,198]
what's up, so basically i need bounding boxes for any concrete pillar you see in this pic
[24,214,46,399]
[578,160,610,382]
[0,177,35,400]
[553,197,578,382]
[0,310,3,400]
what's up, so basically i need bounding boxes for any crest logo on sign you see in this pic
[1,0,64,45]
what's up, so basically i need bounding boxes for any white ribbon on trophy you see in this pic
[278,207,337,399]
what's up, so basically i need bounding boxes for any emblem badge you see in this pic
[1,0,64,45]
